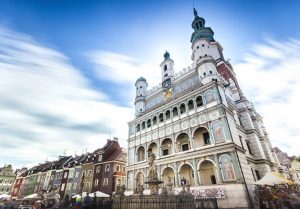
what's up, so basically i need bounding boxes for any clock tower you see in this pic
[160,51,174,92]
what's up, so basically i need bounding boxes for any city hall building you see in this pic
[125,9,280,208]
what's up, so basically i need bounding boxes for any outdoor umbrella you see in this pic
[254,172,294,185]
[88,191,110,198]
[23,193,38,199]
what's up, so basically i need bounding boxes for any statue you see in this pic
[145,152,163,195]
[137,184,144,196]
[148,153,158,180]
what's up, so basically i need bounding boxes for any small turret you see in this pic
[135,77,148,117]
[160,51,174,82]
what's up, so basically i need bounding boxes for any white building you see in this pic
[126,8,280,208]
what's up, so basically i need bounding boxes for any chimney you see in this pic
[113,137,118,142]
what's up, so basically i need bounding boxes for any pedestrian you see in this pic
[83,193,91,209]
[75,195,81,209]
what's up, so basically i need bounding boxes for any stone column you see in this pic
[174,162,179,187]
[193,158,199,186]
[214,154,222,183]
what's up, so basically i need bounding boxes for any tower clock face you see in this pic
[162,78,172,90]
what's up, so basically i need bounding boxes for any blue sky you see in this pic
[0,0,300,168]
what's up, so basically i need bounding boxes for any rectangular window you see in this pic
[105,164,110,172]
[60,183,65,191]
[182,144,189,151]
[116,165,120,172]
[122,166,126,173]
[87,170,92,177]
[98,155,102,162]
[103,178,109,185]
[86,182,90,189]
[204,132,210,144]
[117,178,121,185]
[163,149,169,156]
[96,166,101,173]
[94,179,98,187]
[64,172,68,179]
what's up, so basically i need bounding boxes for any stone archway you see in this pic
[136,171,145,186]
[161,138,173,156]
[137,146,145,162]
[193,127,211,148]
[161,167,175,186]
[176,133,190,152]
[148,142,158,159]
[199,160,217,185]
[179,164,195,186]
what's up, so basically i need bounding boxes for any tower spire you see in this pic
[193,7,198,17]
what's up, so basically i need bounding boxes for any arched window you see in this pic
[196,96,203,107]
[136,124,140,132]
[164,65,167,71]
[219,155,236,181]
[137,147,145,162]
[212,121,225,143]
[165,110,171,120]
[180,104,186,114]
[159,113,164,123]
[141,121,145,130]
[205,91,216,104]
[147,119,151,128]
[153,116,157,125]
[188,100,194,110]
[172,107,178,117]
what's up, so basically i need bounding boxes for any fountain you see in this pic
[144,153,163,195]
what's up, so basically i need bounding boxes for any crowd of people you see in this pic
[0,193,113,209]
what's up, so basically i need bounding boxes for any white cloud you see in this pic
[234,37,300,156]
[87,51,161,87]
[0,26,132,168]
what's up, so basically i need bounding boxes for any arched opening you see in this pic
[162,167,175,185]
[147,119,151,128]
[165,110,171,120]
[136,124,140,132]
[180,104,186,114]
[159,113,164,123]
[176,133,190,152]
[137,146,145,162]
[193,127,211,148]
[172,107,178,117]
[179,164,195,186]
[196,96,203,107]
[136,172,144,186]
[148,142,158,159]
[199,160,217,185]
[188,100,194,110]
[164,65,167,71]
[161,138,173,156]
[141,121,145,130]
[153,116,157,125]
